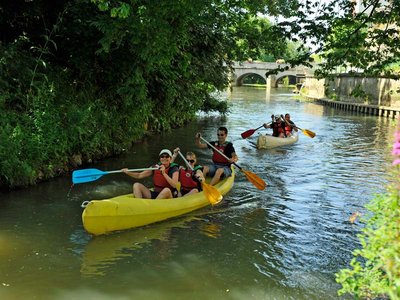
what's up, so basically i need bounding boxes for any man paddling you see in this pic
[195,127,238,186]
[281,113,298,137]
[264,115,286,138]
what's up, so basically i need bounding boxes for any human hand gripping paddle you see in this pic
[72,167,158,184]
[177,151,223,205]
[280,115,316,138]
[199,136,267,190]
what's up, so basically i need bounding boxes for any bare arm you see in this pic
[195,133,208,149]
[281,115,298,132]
[121,168,153,179]
[171,147,180,163]
[263,123,272,129]
[159,165,179,188]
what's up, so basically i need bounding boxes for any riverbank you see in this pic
[300,74,400,119]
[301,93,400,119]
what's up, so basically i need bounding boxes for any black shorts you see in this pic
[151,189,178,198]
[150,190,160,199]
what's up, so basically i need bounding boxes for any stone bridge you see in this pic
[231,61,314,88]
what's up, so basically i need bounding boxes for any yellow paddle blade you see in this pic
[175,182,181,193]
[301,129,316,138]
[241,169,267,190]
[202,182,223,205]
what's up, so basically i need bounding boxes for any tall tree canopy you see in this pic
[1,0,399,188]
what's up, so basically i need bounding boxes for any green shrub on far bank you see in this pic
[0,40,228,189]
[0,78,147,188]
[1,0,236,190]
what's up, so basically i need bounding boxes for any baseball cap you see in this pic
[159,149,172,157]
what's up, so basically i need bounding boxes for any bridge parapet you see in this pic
[233,61,289,70]
[231,61,315,87]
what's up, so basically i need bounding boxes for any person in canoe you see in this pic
[263,115,286,138]
[195,126,238,185]
[121,149,179,199]
[281,113,298,137]
[171,148,206,196]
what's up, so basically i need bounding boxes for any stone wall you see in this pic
[300,77,326,99]
[302,74,400,108]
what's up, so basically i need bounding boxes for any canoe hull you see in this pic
[82,168,235,235]
[256,132,299,149]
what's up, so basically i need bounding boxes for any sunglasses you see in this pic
[159,155,170,159]
[187,159,195,163]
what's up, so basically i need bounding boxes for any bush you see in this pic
[336,124,400,299]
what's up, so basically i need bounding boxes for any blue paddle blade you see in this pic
[72,168,108,184]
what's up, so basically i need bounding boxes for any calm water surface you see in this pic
[0,87,396,299]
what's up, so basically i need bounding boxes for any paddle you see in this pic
[241,125,264,139]
[72,167,158,184]
[199,136,267,190]
[241,122,273,139]
[280,115,316,138]
[177,151,223,205]
[296,127,316,138]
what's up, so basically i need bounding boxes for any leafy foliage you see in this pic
[1,0,399,191]
[336,124,400,299]
[336,186,400,299]
[0,0,292,187]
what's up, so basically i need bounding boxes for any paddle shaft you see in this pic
[106,168,158,174]
[200,137,266,190]
[178,151,195,171]
[73,167,158,180]
[251,125,264,132]
[177,150,222,204]
[241,123,271,139]
[72,167,159,184]
[199,137,241,170]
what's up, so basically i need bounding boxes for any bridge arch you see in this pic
[231,61,311,88]
[275,74,297,87]
[236,72,266,86]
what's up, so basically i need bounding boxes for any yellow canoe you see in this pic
[82,167,235,235]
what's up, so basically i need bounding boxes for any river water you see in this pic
[0,87,396,299]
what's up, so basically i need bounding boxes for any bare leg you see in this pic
[133,182,152,199]
[183,188,199,196]
[156,187,173,199]
[210,168,224,186]
[202,166,209,177]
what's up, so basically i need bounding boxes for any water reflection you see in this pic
[0,86,395,300]
[78,217,195,277]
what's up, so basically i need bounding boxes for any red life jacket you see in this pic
[272,122,285,137]
[179,168,198,191]
[153,164,177,192]
[285,124,293,135]
[212,143,230,165]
